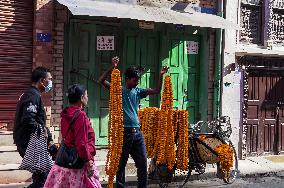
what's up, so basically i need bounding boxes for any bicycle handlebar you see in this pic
[189,116,232,137]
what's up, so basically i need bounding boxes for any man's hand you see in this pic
[97,56,119,90]
[112,56,119,67]
[48,141,54,149]
[146,66,170,96]
[44,127,48,142]
[160,66,169,75]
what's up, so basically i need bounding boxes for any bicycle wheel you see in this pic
[159,182,169,188]
[178,169,192,188]
[157,164,174,188]
[222,141,239,184]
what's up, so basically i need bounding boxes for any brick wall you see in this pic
[33,0,54,128]
[50,3,70,142]
[33,0,69,142]
[207,30,216,121]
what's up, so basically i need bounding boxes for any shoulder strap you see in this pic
[62,109,81,141]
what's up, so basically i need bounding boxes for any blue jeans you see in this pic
[116,128,147,188]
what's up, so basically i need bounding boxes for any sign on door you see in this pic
[97,36,114,50]
[185,41,199,54]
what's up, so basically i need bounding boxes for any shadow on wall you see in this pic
[0,0,34,130]
[260,76,284,111]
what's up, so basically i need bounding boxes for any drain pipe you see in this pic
[213,0,225,118]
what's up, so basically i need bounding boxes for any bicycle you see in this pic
[148,116,240,188]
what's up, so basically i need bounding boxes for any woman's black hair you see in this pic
[67,84,87,104]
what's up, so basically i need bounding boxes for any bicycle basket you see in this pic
[196,137,223,164]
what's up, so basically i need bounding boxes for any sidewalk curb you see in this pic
[99,169,284,187]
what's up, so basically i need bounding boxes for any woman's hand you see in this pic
[86,160,94,177]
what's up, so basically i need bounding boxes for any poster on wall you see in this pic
[185,41,199,54]
[97,36,114,50]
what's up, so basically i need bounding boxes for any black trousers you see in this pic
[17,145,48,188]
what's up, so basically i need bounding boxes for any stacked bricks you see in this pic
[34,0,69,142]
[33,0,54,128]
[50,3,70,142]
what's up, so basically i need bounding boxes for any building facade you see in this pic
[223,0,284,159]
[0,0,232,147]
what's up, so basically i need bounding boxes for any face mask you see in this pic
[44,80,53,93]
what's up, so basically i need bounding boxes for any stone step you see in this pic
[0,131,14,146]
[0,146,21,165]
[0,149,139,184]
[0,182,30,188]
[0,149,157,184]
[0,164,32,184]
[0,161,138,184]
[0,143,40,184]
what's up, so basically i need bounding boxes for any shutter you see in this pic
[0,0,34,130]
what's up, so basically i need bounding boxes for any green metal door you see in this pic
[140,30,160,108]
[65,21,200,146]
[183,36,200,124]
[161,32,200,124]
[123,29,160,108]
[65,22,119,146]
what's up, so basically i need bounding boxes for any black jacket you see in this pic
[13,86,53,147]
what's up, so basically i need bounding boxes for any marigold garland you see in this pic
[198,135,207,141]
[138,75,234,175]
[172,110,178,138]
[158,75,175,169]
[138,75,190,170]
[139,107,159,158]
[156,109,169,165]
[161,75,174,111]
[105,68,124,188]
[176,110,189,170]
[215,144,234,178]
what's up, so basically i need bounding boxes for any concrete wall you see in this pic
[207,30,216,121]
[223,0,241,158]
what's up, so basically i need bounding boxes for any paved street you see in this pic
[166,175,284,188]
[108,171,284,188]
[1,172,284,188]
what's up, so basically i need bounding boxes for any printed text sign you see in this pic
[97,36,114,50]
[185,41,199,54]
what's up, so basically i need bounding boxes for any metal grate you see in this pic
[0,0,34,130]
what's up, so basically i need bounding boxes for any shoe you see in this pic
[27,182,44,188]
